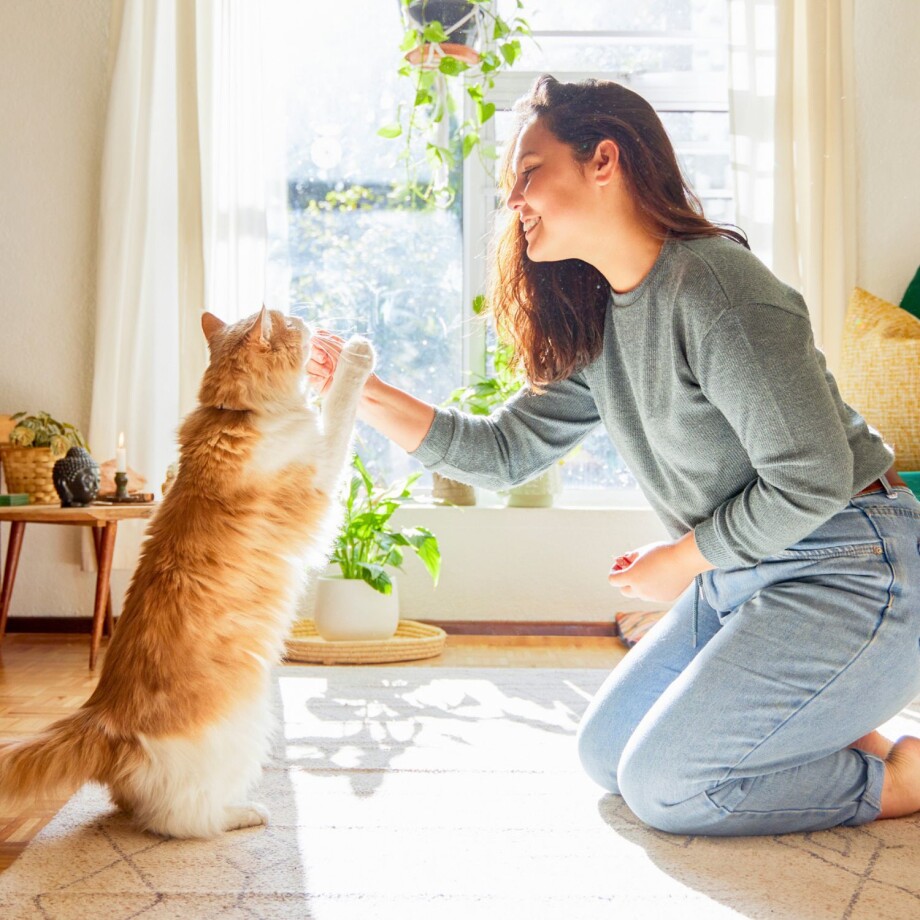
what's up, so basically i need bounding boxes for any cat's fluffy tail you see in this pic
[0,710,125,808]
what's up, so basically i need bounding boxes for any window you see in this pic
[267,1,732,497]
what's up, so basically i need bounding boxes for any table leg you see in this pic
[91,526,116,637]
[0,521,26,643]
[90,522,117,670]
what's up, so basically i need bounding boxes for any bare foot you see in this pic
[878,736,920,820]
[849,730,894,760]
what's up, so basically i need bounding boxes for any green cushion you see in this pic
[901,266,920,321]
[901,471,920,500]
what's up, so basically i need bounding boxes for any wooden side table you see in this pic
[0,503,156,669]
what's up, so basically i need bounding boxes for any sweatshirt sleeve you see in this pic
[691,302,855,568]
[410,370,601,491]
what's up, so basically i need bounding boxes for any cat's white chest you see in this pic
[248,410,321,475]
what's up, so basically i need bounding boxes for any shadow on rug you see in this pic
[1,666,918,920]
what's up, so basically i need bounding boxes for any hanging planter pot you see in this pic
[403,0,482,66]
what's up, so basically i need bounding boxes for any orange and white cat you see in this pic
[0,307,374,838]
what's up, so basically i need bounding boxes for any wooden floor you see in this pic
[0,632,626,874]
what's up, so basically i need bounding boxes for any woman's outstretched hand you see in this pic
[608,532,715,604]
[307,329,436,453]
[308,330,350,396]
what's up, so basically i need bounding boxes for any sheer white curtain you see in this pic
[728,0,857,373]
[89,0,281,568]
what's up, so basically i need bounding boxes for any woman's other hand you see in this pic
[608,532,715,604]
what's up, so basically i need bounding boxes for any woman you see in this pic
[308,75,920,836]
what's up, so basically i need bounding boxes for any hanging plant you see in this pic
[379,0,532,206]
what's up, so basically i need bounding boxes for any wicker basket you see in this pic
[285,618,446,665]
[0,445,58,504]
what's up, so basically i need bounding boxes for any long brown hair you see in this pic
[489,74,748,386]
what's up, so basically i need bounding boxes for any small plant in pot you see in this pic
[444,340,565,507]
[2,411,90,505]
[314,453,441,641]
[434,338,521,505]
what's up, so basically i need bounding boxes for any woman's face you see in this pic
[506,117,594,262]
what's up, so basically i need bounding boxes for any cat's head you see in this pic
[198,307,311,412]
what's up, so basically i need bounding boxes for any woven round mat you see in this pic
[285,619,447,665]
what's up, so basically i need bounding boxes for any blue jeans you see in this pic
[578,483,920,836]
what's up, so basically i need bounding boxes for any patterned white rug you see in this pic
[1,666,918,920]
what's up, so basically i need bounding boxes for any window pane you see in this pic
[268,0,732,496]
[660,110,735,226]
[269,1,464,483]
[499,0,728,35]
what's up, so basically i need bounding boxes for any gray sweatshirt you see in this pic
[411,235,893,569]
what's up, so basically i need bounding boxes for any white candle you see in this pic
[116,432,127,473]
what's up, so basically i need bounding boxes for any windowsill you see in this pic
[414,489,651,511]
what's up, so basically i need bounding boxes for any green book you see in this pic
[0,493,30,506]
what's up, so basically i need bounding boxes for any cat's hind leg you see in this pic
[121,696,274,838]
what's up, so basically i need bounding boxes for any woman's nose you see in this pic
[506,178,524,212]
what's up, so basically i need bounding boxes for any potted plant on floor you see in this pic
[313,453,441,641]
[1,411,89,505]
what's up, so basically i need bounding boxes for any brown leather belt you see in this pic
[854,465,906,498]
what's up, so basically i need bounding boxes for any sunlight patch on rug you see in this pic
[1,666,919,920]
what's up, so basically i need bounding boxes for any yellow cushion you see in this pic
[837,288,920,470]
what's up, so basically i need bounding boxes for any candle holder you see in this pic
[114,471,129,501]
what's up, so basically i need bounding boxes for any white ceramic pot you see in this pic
[313,575,399,641]
[506,465,562,508]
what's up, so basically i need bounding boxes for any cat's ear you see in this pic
[201,312,226,345]
[246,306,271,347]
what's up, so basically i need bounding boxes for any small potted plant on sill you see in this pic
[313,453,441,641]
[443,339,567,507]
[1,411,89,505]
[380,0,532,206]
[434,337,518,505]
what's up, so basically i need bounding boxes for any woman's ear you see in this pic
[592,139,620,186]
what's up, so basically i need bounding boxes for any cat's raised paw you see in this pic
[223,802,270,832]
[340,336,376,371]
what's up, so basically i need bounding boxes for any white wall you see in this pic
[0,0,112,618]
[1,0,918,622]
